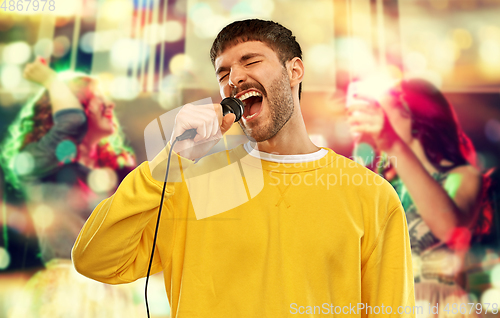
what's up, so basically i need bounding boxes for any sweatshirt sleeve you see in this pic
[361,203,416,318]
[71,160,178,284]
[19,108,88,180]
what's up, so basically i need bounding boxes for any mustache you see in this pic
[231,82,267,99]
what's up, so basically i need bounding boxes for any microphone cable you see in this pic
[144,97,243,317]
[144,129,196,318]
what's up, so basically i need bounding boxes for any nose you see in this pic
[228,66,247,89]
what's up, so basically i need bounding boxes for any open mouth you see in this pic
[237,90,263,120]
[102,107,113,119]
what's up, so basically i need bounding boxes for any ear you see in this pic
[287,57,304,89]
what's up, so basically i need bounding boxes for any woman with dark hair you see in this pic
[347,78,490,318]
[1,59,141,317]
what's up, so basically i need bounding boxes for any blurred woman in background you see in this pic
[0,58,140,317]
[347,78,491,318]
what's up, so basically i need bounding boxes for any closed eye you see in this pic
[218,61,261,82]
[246,61,261,66]
[219,73,228,82]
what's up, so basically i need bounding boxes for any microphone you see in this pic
[145,96,244,318]
[176,97,244,141]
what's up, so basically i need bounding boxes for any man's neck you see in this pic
[253,108,320,155]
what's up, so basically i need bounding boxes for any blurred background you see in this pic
[0,0,499,317]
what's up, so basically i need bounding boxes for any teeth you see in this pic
[239,91,262,101]
[245,112,257,119]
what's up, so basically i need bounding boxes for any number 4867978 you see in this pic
[1,0,55,11]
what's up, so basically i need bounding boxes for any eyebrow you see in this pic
[215,53,265,76]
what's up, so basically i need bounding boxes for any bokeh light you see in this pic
[0,247,11,270]
[79,32,95,54]
[193,14,228,39]
[110,38,149,70]
[163,21,184,43]
[94,30,123,52]
[189,2,228,39]
[491,264,500,288]
[80,30,124,53]
[110,76,140,100]
[307,43,335,74]
[143,23,162,45]
[188,2,213,22]
[352,142,375,166]
[220,0,239,11]
[34,38,54,58]
[479,39,500,65]
[431,40,458,73]
[230,0,274,19]
[485,119,500,142]
[452,28,473,50]
[32,204,55,230]
[480,288,500,312]
[0,65,22,89]
[87,168,118,193]
[13,151,35,176]
[404,51,427,73]
[55,0,78,16]
[169,54,193,76]
[2,41,31,65]
[55,140,77,164]
[101,0,133,24]
[52,36,71,58]
[336,38,376,76]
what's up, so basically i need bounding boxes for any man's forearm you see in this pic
[72,161,175,284]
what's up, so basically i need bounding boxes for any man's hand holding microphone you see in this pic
[169,97,244,161]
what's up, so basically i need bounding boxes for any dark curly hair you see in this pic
[210,19,303,99]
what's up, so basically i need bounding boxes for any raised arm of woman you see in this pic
[23,58,83,115]
[347,98,482,243]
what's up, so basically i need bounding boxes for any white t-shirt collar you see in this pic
[243,141,328,164]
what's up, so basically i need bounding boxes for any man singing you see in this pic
[72,19,415,317]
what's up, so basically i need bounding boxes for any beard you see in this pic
[237,69,294,142]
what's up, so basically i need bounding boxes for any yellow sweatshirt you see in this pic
[72,144,415,318]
